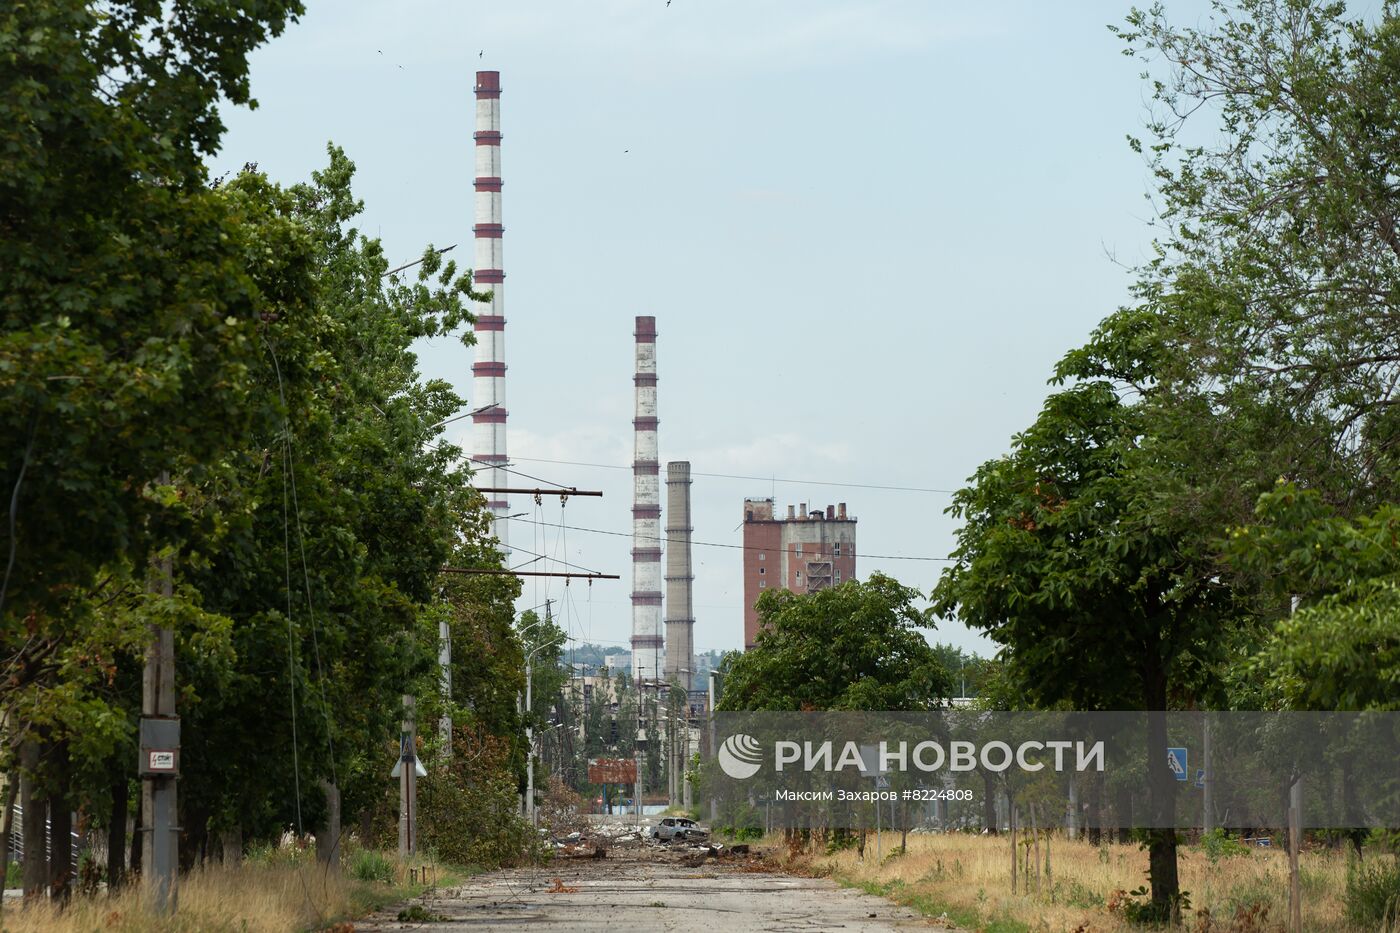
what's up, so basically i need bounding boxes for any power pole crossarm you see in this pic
[473,487,603,497]
[440,568,619,580]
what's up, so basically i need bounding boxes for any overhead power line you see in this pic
[504,456,958,494]
[513,517,953,562]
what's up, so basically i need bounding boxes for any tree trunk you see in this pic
[221,826,243,865]
[1008,800,1017,894]
[982,771,998,834]
[1,770,18,892]
[179,800,208,871]
[48,740,73,904]
[129,790,142,878]
[1115,778,1133,845]
[358,809,373,848]
[20,741,46,900]
[900,797,908,852]
[1031,802,1041,896]
[1087,769,1102,846]
[107,768,127,889]
[316,780,341,873]
[1144,658,1180,918]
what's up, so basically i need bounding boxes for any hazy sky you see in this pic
[213,0,1213,660]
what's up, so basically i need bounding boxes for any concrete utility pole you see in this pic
[524,603,563,828]
[438,612,452,758]
[140,470,179,914]
[398,694,418,857]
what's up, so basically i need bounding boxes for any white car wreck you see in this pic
[650,817,708,842]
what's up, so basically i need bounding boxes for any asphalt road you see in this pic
[356,847,938,931]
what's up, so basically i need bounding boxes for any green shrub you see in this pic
[349,848,395,884]
[825,832,858,854]
[712,800,762,841]
[418,765,538,868]
[5,859,19,888]
[1345,857,1400,927]
[244,840,311,867]
[1201,828,1251,864]
[1109,885,1191,924]
[1222,877,1274,917]
[1059,879,1105,908]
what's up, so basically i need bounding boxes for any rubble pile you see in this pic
[545,818,762,867]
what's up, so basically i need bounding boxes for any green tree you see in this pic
[0,0,306,659]
[931,378,1244,916]
[717,574,951,712]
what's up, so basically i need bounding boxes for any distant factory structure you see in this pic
[663,462,695,691]
[630,316,664,684]
[470,71,510,550]
[741,499,856,649]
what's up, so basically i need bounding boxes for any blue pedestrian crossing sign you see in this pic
[1194,769,1206,789]
[1167,747,1188,781]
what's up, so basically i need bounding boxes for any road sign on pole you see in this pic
[1167,747,1188,782]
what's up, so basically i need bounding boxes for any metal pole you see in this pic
[875,781,881,862]
[1203,715,1213,835]
[141,471,178,914]
[525,653,534,826]
[1288,778,1302,932]
[1286,596,1301,932]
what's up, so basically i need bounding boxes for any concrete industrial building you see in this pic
[663,461,695,691]
[741,499,856,649]
[471,71,510,549]
[630,317,664,683]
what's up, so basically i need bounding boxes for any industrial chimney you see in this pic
[664,462,695,691]
[471,71,509,551]
[630,317,663,684]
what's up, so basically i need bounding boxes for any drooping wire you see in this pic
[267,339,334,920]
[277,406,304,839]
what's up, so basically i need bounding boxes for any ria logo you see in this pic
[718,733,763,779]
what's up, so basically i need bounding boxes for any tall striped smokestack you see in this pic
[631,317,663,684]
[472,71,508,550]
[664,461,695,691]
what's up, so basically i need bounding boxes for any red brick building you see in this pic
[741,498,856,649]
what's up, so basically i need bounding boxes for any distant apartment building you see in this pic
[741,498,856,649]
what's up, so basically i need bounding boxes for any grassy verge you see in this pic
[841,875,1028,932]
[0,848,470,933]
[768,830,1374,932]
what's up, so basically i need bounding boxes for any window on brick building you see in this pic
[834,543,841,556]
[758,567,765,575]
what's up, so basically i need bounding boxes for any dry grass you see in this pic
[773,831,1366,932]
[0,851,437,933]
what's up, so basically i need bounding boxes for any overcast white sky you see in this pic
[213,0,1216,659]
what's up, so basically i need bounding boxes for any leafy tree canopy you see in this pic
[717,574,951,712]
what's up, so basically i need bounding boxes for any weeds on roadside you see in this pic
[1344,856,1400,928]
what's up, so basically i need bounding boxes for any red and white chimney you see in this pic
[471,71,508,550]
[631,317,663,684]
